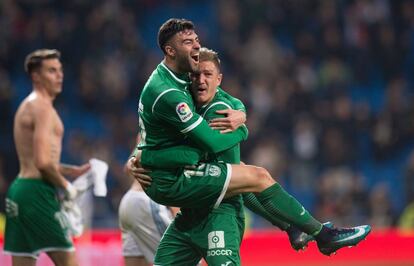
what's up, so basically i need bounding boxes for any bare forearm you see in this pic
[59,163,77,176]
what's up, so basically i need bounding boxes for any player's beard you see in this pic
[177,54,198,74]
[190,60,199,73]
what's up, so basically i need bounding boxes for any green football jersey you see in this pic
[176,87,245,226]
[215,86,246,114]
[199,88,245,215]
[197,87,243,165]
[138,62,248,168]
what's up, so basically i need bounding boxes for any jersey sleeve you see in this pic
[153,89,248,153]
[217,87,246,113]
[153,89,203,133]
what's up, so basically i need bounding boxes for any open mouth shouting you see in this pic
[191,53,199,64]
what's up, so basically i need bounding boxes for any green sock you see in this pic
[243,193,290,231]
[256,183,322,235]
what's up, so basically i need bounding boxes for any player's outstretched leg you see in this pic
[254,183,371,255]
[228,165,371,255]
[242,193,314,251]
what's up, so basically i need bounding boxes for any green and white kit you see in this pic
[4,178,74,258]
[137,62,247,265]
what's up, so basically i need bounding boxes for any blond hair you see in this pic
[199,47,221,72]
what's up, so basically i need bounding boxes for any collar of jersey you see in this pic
[159,62,190,86]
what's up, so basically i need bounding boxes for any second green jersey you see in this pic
[176,87,246,226]
[198,87,242,165]
[198,87,245,216]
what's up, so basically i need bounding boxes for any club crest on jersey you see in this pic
[207,165,221,177]
[176,102,193,122]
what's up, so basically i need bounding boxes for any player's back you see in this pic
[14,93,40,178]
[138,63,248,170]
[138,62,193,150]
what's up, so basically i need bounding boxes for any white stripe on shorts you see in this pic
[213,163,232,209]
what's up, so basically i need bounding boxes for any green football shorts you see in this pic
[145,162,232,209]
[4,178,74,258]
[154,209,244,266]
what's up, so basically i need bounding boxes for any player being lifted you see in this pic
[159,46,327,265]
[132,18,371,265]
[128,47,315,265]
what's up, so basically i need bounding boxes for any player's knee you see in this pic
[48,251,78,266]
[253,167,275,189]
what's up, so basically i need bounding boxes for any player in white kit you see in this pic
[119,179,176,266]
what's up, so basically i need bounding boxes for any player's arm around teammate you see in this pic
[139,18,371,258]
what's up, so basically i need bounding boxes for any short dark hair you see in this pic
[24,49,61,74]
[199,47,221,72]
[158,18,195,54]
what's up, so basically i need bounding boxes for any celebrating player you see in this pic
[132,18,371,265]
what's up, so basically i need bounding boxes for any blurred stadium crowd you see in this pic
[1,0,414,230]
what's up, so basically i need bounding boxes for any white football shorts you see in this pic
[119,190,173,263]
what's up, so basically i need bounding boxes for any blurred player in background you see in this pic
[3,49,90,266]
[119,136,178,266]
[133,18,371,265]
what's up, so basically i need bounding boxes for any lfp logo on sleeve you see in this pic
[176,102,193,122]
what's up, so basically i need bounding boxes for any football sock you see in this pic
[257,183,322,235]
[243,193,290,230]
